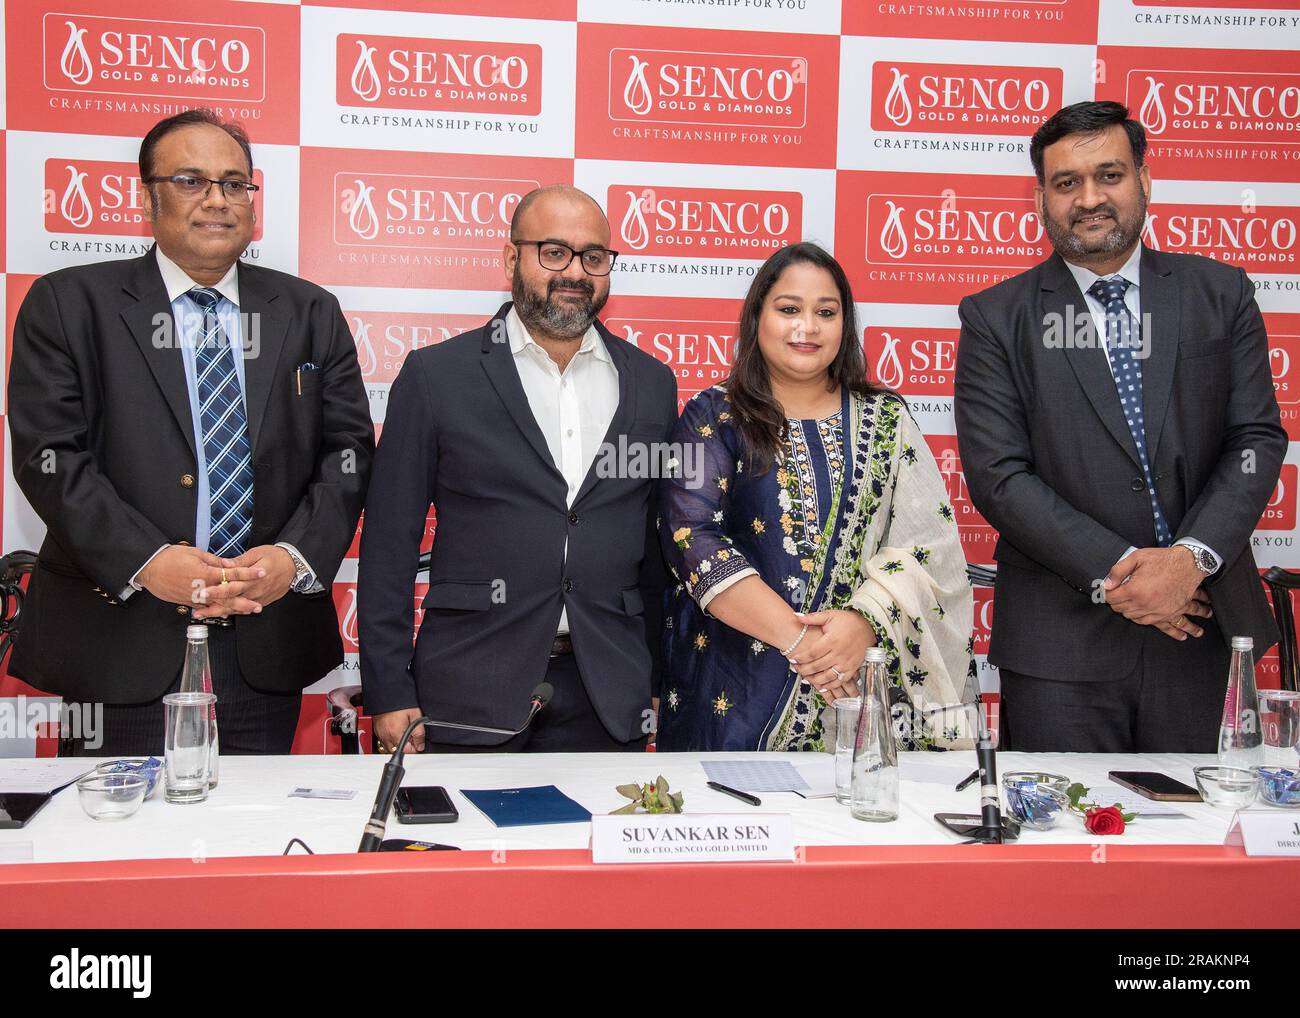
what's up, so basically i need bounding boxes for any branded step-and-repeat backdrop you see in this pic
[0,0,1297,753]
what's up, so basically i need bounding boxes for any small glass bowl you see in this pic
[1193,766,1259,809]
[1256,766,1300,808]
[1002,771,1071,830]
[76,773,147,821]
[94,757,162,800]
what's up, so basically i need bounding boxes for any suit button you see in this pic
[181,474,195,488]
[1131,478,1144,492]
[568,512,579,525]
[563,579,574,593]
[175,606,189,616]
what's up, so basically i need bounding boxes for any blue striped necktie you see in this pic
[1087,276,1172,546]
[186,286,254,558]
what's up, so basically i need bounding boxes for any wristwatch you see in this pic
[1184,544,1217,575]
[282,546,315,592]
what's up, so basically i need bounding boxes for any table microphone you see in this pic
[357,682,553,853]
[932,672,1019,844]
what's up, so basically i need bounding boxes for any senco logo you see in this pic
[972,587,994,656]
[347,310,480,383]
[338,33,541,115]
[864,326,958,395]
[607,313,735,404]
[926,435,996,559]
[1132,69,1300,140]
[335,173,533,249]
[872,62,1061,134]
[44,13,265,101]
[610,47,807,129]
[867,193,1046,268]
[609,185,801,258]
[1142,204,1298,271]
[1259,464,1299,531]
[44,159,264,237]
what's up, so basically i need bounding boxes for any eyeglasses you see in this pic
[513,240,619,276]
[144,175,260,205]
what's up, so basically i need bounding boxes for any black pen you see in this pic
[955,769,980,792]
[707,781,761,806]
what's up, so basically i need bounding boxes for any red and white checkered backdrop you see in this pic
[0,0,1297,754]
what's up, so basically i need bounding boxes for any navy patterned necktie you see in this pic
[1086,276,1171,546]
[186,287,254,558]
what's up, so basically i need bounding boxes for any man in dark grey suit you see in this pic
[359,185,677,753]
[8,110,373,755]
[955,101,1285,752]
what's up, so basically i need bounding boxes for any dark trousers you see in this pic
[998,619,1230,753]
[68,626,302,757]
[423,650,648,753]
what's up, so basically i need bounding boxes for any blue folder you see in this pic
[459,785,592,827]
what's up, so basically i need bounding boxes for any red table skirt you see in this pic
[3,844,1296,928]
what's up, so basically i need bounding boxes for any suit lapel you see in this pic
[479,303,566,483]
[236,262,288,455]
[1137,245,1180,464]
[120,249,197,455]
[572,320,636,506]
[1045,253,1142,469]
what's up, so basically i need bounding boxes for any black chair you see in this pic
[0,550,37,671]
[966,563,996,588]
[326,550,434,754]
[1263,567,1300,693]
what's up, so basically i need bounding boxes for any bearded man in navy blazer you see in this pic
[955,101,1285,752]
[359,185,678,753]
[8,109,374,755]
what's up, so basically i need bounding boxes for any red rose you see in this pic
[1084,806,1126,836]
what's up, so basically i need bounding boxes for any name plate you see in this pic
[1224,809,1300,856]
[591,813,795,864]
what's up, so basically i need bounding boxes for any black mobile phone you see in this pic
[1108,771,1202,802]
[394,786,459,824]
[0,792,54,829]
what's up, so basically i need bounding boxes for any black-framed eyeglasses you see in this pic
[513,240,619,276]
[144,175,260,205]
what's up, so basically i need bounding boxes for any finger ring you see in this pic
[1173,617,1184,630]
[831,667,846,681]
[220,568,229,586]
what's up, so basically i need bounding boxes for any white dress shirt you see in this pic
[506,307,620,633]
[1062,245,1220,573]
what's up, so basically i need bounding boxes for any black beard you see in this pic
[1043,192,1147,262]
[511,271,607,339]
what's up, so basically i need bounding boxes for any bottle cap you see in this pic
[864,647,887,663]
[1231,635,1253,650]
[186,624,209,640]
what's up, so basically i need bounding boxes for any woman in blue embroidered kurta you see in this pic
[658,244,974,752]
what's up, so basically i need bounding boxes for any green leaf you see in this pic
[670,792,684,812]
[1065,782,1088,807]
[609,803,639,815]
[656,775,670,798]
[615,783,642,800]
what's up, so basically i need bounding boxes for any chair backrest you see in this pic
[0,551,37,670]
[1263,567,1300,693]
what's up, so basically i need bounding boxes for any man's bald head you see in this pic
[510,184,609,243]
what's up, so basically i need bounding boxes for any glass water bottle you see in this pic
[179,625,220,788]
[1218,635,1263,770]
[850,647,898,822]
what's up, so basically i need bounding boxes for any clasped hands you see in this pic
[785,609,878,704]
[137,543,297,619]
[1103,545,1212,641]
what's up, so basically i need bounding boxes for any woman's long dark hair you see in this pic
[726,242,888,473]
